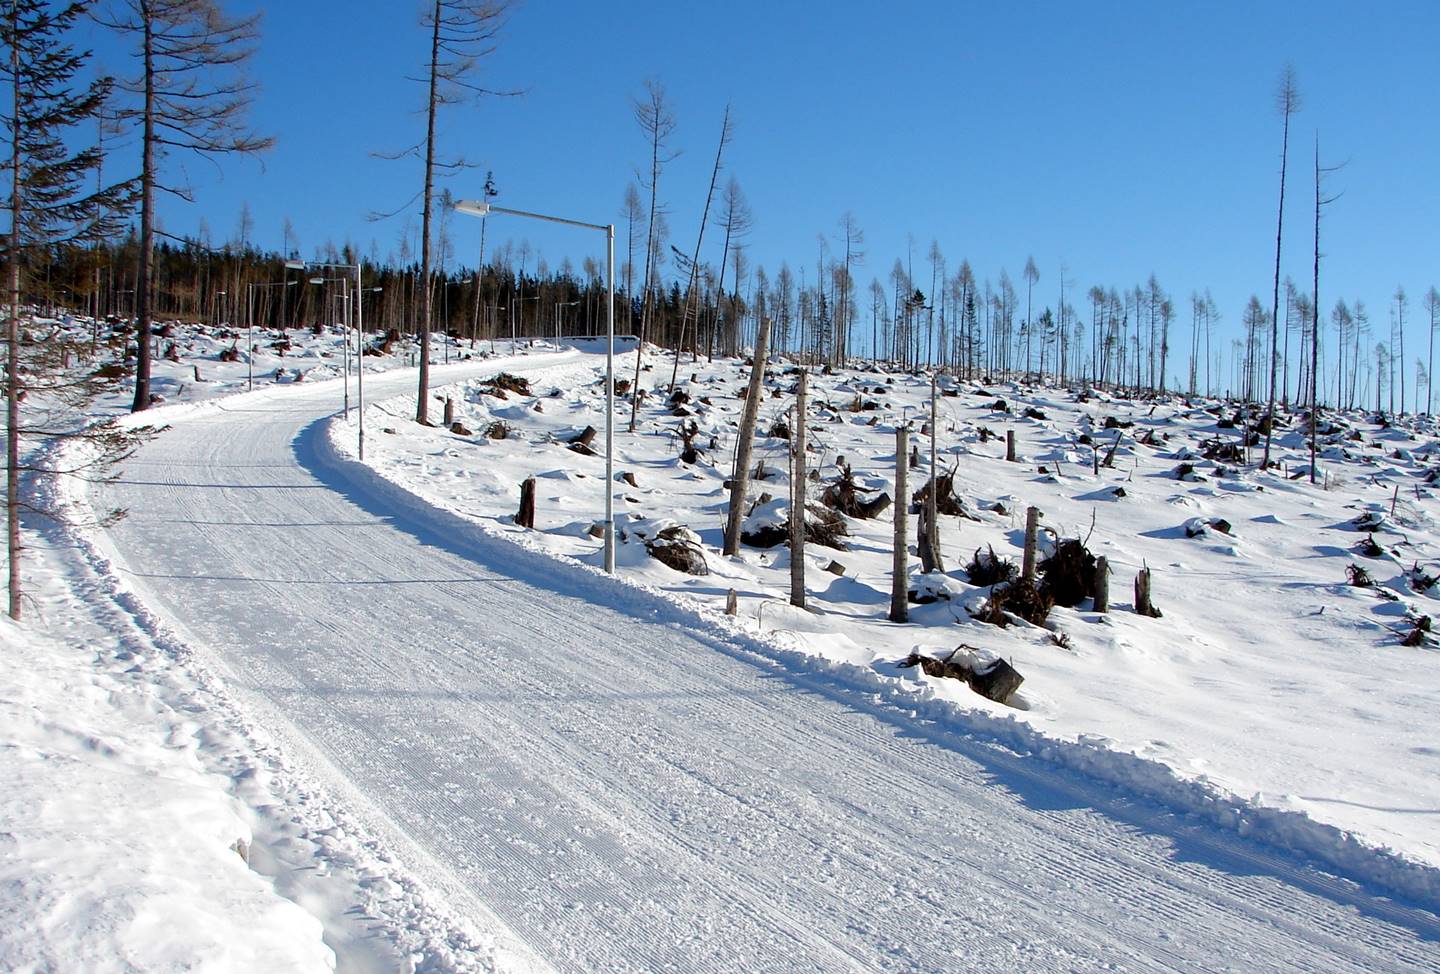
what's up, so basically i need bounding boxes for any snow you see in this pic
[338,344,1440,886]
[9,312,1440,969]
[4,315,549,972]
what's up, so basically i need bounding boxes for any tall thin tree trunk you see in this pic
[130,9,156,412]
[7,18,22,618]
[669,106,730,393]
[1310,137,1321,485]
[723,316,771,556]
[415,0,441,424]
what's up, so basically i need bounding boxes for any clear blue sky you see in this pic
[81,1,1440,382]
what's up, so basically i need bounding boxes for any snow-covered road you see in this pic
[97,358,1440,972]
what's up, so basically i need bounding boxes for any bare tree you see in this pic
[621,182,643,336]
[1310,136,1341,482]
[1022,256,1039,377]
[100,0,273,413]
[668,104,731,392]
[1394,285,1409,414]
[713,175,751,357]
[836,213,864,368]
[406,0,507,424]
[627,79,677,432]
[1426,286,1440,415]
[1264,65,1300,466]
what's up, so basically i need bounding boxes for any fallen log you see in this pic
[898,647,1024,706]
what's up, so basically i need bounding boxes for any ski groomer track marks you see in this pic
[99,356,1440,973]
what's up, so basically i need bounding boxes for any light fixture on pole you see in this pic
[308,274,353,418]
[454,199,616,573]
[554,299,580,345]
[246,279,297,392]
[297,259,373,459]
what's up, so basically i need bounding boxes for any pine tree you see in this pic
[4,0,135,618]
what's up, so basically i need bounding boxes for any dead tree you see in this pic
[723,316,771,555]
[790,369,808,608]
[669,104,732,390]
[890,424,909,623]
[1264,65,1300,469]
[101,0,274,413]
[628,79,678,432]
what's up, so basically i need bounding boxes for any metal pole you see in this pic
[342,278,350,420]
[246,284,254,392]
[357,262,366,461]
[605,223,615,573]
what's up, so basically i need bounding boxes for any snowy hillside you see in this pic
[337,342,1440,878]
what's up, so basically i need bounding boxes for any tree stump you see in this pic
[1134,567,1161,617]
[443,397,455,427]
[1093,555,1110,613]
[725,589,738,615]
[1006,429,1017,462]
[568,425,598,455]
[517,477,536,529]
[1022,506,1040,582]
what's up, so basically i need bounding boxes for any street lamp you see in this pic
[554,299,580,345]
[246,279,297,391]
[309,275,353,418]
[295,259,381,460]
[454,198,617,573]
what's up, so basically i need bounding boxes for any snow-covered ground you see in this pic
[4,316,541,972]
[9,314,1440,970]
[340,343,1440,881]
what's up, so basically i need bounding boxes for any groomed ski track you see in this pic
[96,354,1440,973]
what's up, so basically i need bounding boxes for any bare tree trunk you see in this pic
[130,13,156,412]
[723,316,771,556]
[927,374,944,572]
[789,369,807,608]
[889,424,909,623]
[6,41,19,617]
[669,105,731,393]
[1309,136,1322,484]
[415,0,441,424]
[1264,90,1292,467]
